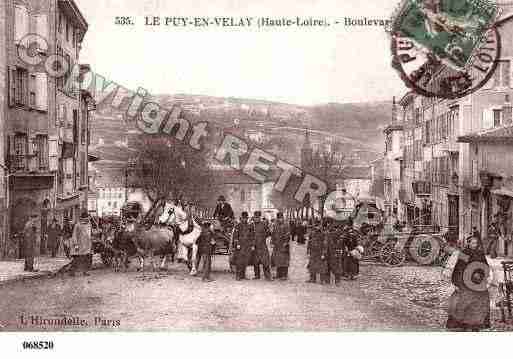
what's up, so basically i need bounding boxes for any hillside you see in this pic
[89,95,392,170]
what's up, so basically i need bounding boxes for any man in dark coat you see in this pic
[271,212,290,280]
[197,221,216,282]
[327,227,345,285]
[343,227,360,280]
[289,220,296,242]
[23,213,40,272]
[252,211,272,281]
[296,220,307,244]
[47,218,62,258]
[307,226,329,284]
[232,211,254,280]
[213,196,234,223]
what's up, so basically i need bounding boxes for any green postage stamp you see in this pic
[392,0,500,69]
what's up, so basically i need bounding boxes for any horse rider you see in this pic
[213,195,234,230]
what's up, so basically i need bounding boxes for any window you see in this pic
[493,109,502,127]
[113,202,117,209]
[80,152,86,185]
[493,60,511,88]
[14,134,27,170]
[66,21,70,42]
[14,5,29,44]
[29,74,36,107]
[35,135,48,169]
[241,190,246,202]
[73,109,79,143]
[58,13,63,33]
[15,67,28,106]
[81,110,87,144]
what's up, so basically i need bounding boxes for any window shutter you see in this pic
[35,72,48,111]
[34,14,49,47]
[28,73,36,109]
[49,136,59,171]
[14,5,29,45]
[8,67,16,107]
[482,109,493,129]
[27,136,37,172]
[8,134,16,169]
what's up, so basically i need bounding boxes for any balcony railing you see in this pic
[412,180,432,196]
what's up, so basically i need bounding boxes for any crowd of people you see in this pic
[20,210,93,276]
[16,196,501,332]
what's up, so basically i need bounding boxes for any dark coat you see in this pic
[327,230,345,275]
[213,203,234,220]
[271,221,290,268]
[252,220,271,266]
[307,228,328,274]
[447,248,490,330]
[23,219,40,259]
[47,224,61,250]
[232,221,254,267]
[343,230,360,276]
[198,227,215,256]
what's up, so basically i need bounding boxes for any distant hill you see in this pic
[89,95,392,172]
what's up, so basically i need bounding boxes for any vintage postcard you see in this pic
[1,0,513,351]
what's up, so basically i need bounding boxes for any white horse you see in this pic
[158,202,201,275]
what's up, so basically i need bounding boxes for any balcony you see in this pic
[412,180,432,197]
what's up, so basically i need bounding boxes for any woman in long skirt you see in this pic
[446,236,491,331]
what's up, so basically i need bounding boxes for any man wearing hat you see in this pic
[232,211,254,280]
[271,212,290,280]
[69,211,93,276]
[252,211,272,281]
[213,195,234,224]
[23,212,41,272]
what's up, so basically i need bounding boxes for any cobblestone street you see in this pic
[1,243,511,331]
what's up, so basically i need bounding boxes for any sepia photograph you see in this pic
[1,0,513,355]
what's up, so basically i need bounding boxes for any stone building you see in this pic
[0,0,91,258]
[393,3,513,246]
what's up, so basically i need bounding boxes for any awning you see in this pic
[55,194,81,210]
[88,154,100,162]
[491,187,513,198]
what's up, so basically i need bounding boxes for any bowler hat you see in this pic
[241,211,249,218]
[218,195,225,201]
[277,212,283,219]
[254,211,261,217]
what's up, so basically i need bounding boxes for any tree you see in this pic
[308,142,346,218]
[128,134,215,209]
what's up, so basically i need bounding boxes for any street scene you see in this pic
[1,0,513,334]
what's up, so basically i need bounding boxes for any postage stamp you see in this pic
[390,0,503,98]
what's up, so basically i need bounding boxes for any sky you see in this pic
[77,0,407,106]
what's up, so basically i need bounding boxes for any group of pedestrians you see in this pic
[306,219,362,285]
[231,211,290,281]
[21,210,92,276]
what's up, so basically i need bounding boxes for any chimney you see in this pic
[503,94,512,125]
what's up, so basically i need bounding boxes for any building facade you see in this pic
[0,0,91,258]
[388,3,513,248]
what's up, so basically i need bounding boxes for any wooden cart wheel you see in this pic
[380,241,406,266]
[365,241,382,260]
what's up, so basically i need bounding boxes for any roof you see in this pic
[458,125,513,144]
[341,166,371,180]
[384,124,403,134]
[212,170,263,185]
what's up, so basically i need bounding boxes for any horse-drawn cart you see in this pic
[198,217,234,255]
[363,225,448,267]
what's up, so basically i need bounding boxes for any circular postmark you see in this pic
[389,0,502,99]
